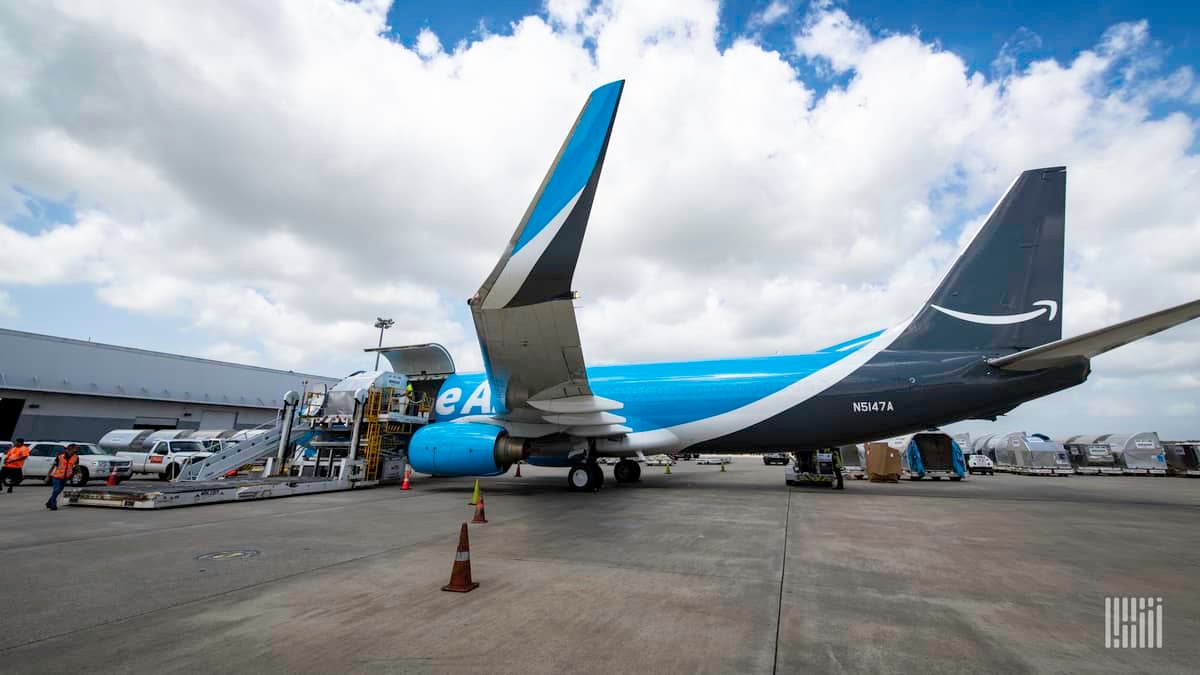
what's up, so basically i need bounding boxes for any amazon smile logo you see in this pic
[930,300,1058,325]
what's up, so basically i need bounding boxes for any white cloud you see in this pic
[414,27,442,58]
[793,3,871,73]
[202,341,261,365]
[0,0,1197,436]
[750,1,790,29]
[0,289,16,318]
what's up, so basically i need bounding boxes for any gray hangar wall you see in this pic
[0,328,340,442]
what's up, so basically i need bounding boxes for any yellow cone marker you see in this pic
[664,462,672,475]
[468,479,481,505]
[721,461,727,473]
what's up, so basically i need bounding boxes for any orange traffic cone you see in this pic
[514,462,522,478]
[106,468,119,486]
[401,468,411,491]
[471,496,488,524]
[441,523,480,593]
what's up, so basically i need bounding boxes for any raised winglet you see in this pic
[475,80,625,310]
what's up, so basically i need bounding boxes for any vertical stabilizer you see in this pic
[890,167,1066,353]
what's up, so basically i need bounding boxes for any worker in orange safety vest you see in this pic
[2,438,30,493]
[45,444,79,511]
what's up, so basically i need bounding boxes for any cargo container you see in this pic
[839,444,866,479]
[1162,442,1200,477]
[1002,432,1073,475]
[1059,434,1122,475]
[1101,433,1169,475]
[865,442,901,482]
[889,432,966,480]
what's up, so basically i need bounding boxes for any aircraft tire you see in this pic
[568,463,603,492]
[614,459,640,483]
[567,465,591,492]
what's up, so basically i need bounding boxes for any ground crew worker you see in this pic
[2,438,30,493]
[45,443,79,511]
[405,382,415,413]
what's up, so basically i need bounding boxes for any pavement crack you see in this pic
[772,486,792,675]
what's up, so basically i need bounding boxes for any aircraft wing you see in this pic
[468,80,627,435]
[988,298,1200,371]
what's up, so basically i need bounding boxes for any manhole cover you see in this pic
[195,549,260,561]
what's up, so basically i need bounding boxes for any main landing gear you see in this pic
[567,458,642,491]
[568,461,604,492]
[613,459,641,484]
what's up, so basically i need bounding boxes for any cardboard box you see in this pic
[866,442,901,482]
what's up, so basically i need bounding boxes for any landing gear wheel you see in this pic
[614,459,641,484]
[568,465,590,491]
[568,463,603,492]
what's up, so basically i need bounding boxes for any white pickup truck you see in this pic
[19,442,134,486]
[118,439,212,481]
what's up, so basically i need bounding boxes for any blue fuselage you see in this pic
[430,332,1089,453]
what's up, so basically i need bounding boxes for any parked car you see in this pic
[20,442,133,486]
[676,452,700,460]
[762,453,789,465]
[116,439,212,481]
[967,454,994,475]
[697,456,732,465]
[644,454,676,466]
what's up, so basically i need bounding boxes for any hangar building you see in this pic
[0,328,339,442]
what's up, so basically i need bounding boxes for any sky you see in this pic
[0,0,1198,439]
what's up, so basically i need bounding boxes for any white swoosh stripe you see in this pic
[483,188,584,309]
[596,317,916,454]
[929,303,1051,325]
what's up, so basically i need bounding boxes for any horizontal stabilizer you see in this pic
[989,298,1200,371]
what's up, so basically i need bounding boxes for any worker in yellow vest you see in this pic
[2,438,31,493]
[45,444,79,511]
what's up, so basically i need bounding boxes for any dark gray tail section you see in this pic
[890,167,1066,353]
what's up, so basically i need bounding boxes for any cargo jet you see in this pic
[402,80,1200,491]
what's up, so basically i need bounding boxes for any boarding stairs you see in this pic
[178,420,308,482]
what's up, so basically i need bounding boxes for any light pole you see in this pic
[373,317,394,370]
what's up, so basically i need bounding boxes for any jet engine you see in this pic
[407,422,527,477]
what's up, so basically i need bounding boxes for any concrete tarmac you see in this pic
[0,460,1197,674]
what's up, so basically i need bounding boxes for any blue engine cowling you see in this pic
[407,422,526,477]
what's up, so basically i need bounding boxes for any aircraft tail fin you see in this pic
[989,298,1200,371]
[474,80,625,311]
[890,166,1066,353]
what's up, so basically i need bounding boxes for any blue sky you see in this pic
[388,0,1199,78]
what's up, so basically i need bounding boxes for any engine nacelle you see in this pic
[407,422,527,477]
